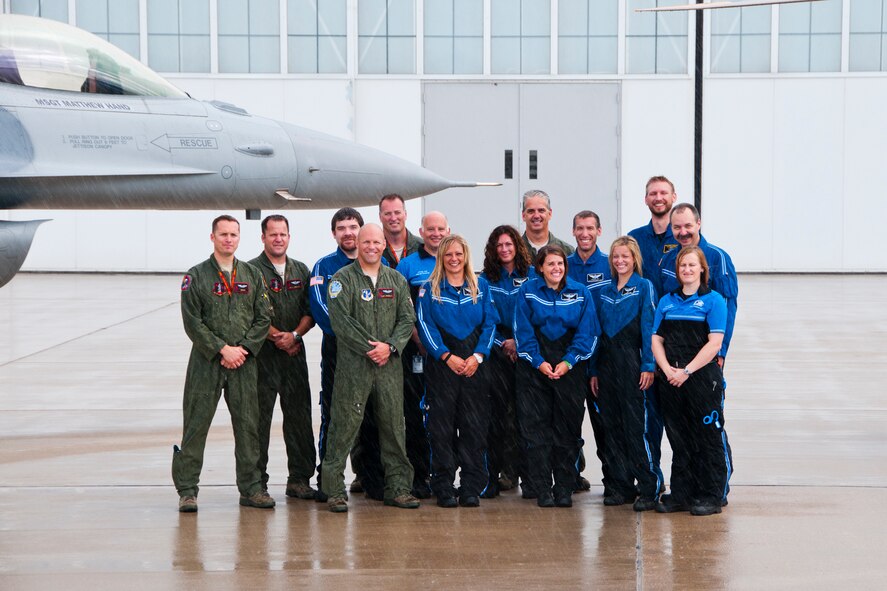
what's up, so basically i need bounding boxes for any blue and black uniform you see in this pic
[309,249,388,496]
[396,248,437,494]
[417,277,498,501]
[654,285,732,507]
[628,221,679,300]
[659,236,738,359]
[481,266,536,494]
[566,247,612,492]
[514,277,600,502]
[592,273,662,503]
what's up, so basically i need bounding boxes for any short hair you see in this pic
[378,194,405,209]
[261,214,289,234]
[534,245,568,292]
[521,189,551,211]
[212,214,239,233]
[331,207,364,232]
[675,245,710,287]
[482,225,532,282]
[646,175,675,194]
[608,236,643,278]
[671,202,700,223]
[572,210,601,229]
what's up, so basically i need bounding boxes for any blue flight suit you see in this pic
[659,235,738,359]
[566,247,613,491]
[417,277,499,499]
[591,273,662,502]
[628,220,679,300]
[481,266,536,493]
[514,277,600,500]
[396,248,437,492]
[654,285,732,507]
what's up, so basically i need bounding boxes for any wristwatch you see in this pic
[291,331,302,343]
[682,367,692,376]
[389,344,398,356]
[473,353,484,364]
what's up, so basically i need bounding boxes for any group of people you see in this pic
[172,175,737,518]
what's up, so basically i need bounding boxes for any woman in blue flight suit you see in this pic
[652,246,731,516]
[514,245,600,508]
[417,235,498,508]
[590,236,662,511]
[480,225,535,497]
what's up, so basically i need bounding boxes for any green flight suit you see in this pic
[320,262,416,500]
[172,256,271,498]
[522,231,575,259]
[382,229,423,267]
[249,251,315,488]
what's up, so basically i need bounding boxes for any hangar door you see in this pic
[423,82,620,261]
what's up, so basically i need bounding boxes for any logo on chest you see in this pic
[269,277,282,293]
[621,286,637,296]
[377,288,394,299]
[212,282,225,296]
[587,273,604,284]
[663,244,679,254]
[561,291,579,302]
[233,282,250,294]
[693,300,705,308]
[513,277,528,288]
[286,279,303,291]
[361,289,374,301]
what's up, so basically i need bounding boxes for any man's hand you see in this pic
[445,354,466,375]
[460,354,480,377]
[270,330,296,350]
[590,376,599,397]
[220,345,247,369]
[367,340,391,366]
[501,339,517,363]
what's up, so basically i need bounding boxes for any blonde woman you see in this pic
[416,235,498,508]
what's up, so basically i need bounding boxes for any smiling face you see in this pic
[541,252,565,288]
[611,244,635,279]
[261,219,289,260]
[496,233,516,266]
[572,215,601,257]
[357,224,385,266]
[211,220,240,258]
[443,240,465,278]
[645,180,677,218]
[379,197,406,236]
[671,208,701,248]
[522,196,552,234]
[677,250,704,288]
[419,211,450,252]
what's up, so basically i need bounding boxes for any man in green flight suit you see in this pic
[321,223,419,513]
[173,214,275,513]
[250,214,317,500]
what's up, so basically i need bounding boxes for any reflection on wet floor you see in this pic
[1,273,886,589]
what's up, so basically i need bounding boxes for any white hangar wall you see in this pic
[10,75,887,273]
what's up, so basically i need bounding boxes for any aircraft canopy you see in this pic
[0,14,187,98]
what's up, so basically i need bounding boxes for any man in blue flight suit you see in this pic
[395,210,450,498]
[566,210,612,496]
[659,202,738,504]
[628,176,680,300]
[659,203,738,362]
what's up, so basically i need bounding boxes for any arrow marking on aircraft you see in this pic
[151,135,219,152]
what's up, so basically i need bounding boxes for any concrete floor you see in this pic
[1,273,885,590]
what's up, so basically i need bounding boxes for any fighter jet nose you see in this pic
[279,123,491,208]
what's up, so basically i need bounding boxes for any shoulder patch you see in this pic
[180,275,192,291]
[310,276,324,286]
[329,280,342,299]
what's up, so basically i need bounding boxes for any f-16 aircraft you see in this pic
[0,15,494,287]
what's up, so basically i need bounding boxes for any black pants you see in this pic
[425,329,490,498]
[658,361,731,505]
[581,391,612,491]
[487,345,523,487]
[596,341,663,500]
[515,333,586,497]
[402,340,431,488]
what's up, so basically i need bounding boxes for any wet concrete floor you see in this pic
[1,273,885,590]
